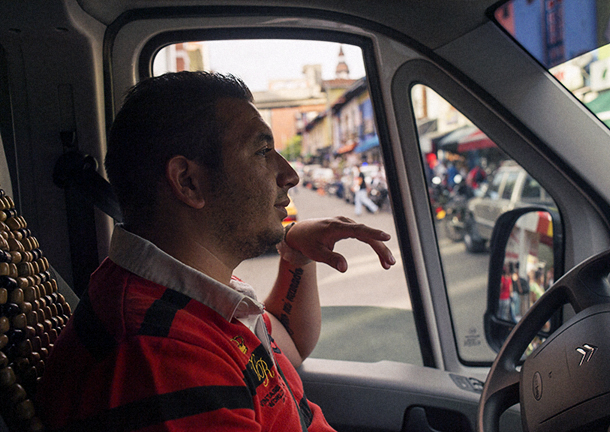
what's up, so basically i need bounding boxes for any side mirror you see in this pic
[484,207,563,353]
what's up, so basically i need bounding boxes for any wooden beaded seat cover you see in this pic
[0,186,72,431]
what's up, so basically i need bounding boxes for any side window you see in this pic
[412,84,559,363]
[501,171,519,200]
[486,173,503,200]
[154,40,421,365]
[521,176,542,201]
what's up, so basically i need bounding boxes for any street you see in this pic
[235,186,495,363]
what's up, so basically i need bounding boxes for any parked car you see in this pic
[1,0,610,431]
[311,167,335,191]
[464,162,555,252]
[300,164,321,189]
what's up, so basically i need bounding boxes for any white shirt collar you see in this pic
[108,225,265,322]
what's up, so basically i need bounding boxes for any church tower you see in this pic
[335,45,350,79]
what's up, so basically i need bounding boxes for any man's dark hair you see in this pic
[105,71,253,225]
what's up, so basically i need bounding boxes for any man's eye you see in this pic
[256,148,272,157]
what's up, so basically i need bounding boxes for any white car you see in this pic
[465,162,555,252]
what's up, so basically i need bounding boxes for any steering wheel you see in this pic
[477,248,610,432]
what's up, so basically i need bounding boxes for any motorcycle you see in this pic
[439,175,474,242]
[369,179,389,210]
[429,175,451,219]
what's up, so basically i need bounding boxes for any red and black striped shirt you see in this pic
[36,258,334,431]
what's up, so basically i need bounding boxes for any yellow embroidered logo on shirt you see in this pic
[248,353,276,387]
[231,335,248,355]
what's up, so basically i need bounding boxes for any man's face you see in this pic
[203,97,299,261]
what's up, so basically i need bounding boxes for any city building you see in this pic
[252,64,327,153]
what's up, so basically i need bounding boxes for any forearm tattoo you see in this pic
[279,268,303,335]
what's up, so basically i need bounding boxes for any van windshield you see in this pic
[493,0,610,127]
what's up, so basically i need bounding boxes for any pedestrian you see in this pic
[529,268,544,304]
[36,71,396,431]
[498,264,512,321]
[466,164,486,189]
[545,267,554,289]
[446,162,458,189]
[353,166,379,216]
[508,262,520,322]
[511,262,530,319]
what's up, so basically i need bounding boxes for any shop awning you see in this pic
[354,135,379,153]
[433,125,478,153]
[336,142,357,154]
[585,90,610,127]
[457,130,497,152]
[585,90,610,113]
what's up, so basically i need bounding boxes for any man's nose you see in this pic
[277,153,299,188]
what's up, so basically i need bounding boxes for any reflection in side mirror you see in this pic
[484,207,563,354]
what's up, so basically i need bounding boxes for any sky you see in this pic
[205,39,366,91]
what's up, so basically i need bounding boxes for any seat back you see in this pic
[0,186,72,431]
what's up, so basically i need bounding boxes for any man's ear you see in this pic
[166,156,206,209]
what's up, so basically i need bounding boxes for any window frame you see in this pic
[392,58,570,368]
[105,12,444,367]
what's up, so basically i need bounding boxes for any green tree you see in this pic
[281,135,302,161]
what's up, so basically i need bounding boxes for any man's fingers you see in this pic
[331,224,395,269]
[311,248,347,273]
[328,220,391,242]
[286,217,395,272]
[326,230,395,271]
[364,239,396,269]
[334,255,348,273]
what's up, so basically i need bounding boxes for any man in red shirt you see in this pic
[37,71,396,431]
